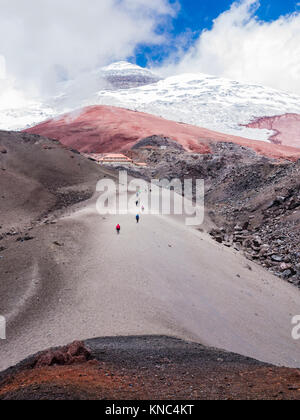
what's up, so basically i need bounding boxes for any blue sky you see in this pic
[1,0,300,98]
[134,0,300,67]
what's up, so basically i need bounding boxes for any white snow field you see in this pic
[1,61,300,141]
[93,70,300,141]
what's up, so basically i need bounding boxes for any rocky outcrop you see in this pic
[132,135,184,151]
[33,341,91,368]
[203,144,300,285]
[210,213,300,287]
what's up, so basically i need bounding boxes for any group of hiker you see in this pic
[116,190,144,234]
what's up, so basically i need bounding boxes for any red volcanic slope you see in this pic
[246,113,300,149]
[24,106,300,161]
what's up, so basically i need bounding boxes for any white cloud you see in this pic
[0,56,6,79]
[2,0,300,111]
[158,0,300,95]
[0,0,175,98]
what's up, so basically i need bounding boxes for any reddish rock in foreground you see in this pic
[33,341,91,368]
[245,113,300,149]
[1,336,300,400]
[24,106,300,161]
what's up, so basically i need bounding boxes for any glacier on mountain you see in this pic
[1,61,300,143]
[93,71,300,142]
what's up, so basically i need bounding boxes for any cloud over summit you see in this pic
[0,0,175,95]
[1,0,300,102]
[159,0,300,95]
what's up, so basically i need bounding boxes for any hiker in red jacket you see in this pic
[116,224,121,234]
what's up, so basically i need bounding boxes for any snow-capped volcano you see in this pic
[0,61,161,130]
[47,61,161,118]
[1,61,300,146]
[92,71,300,143]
